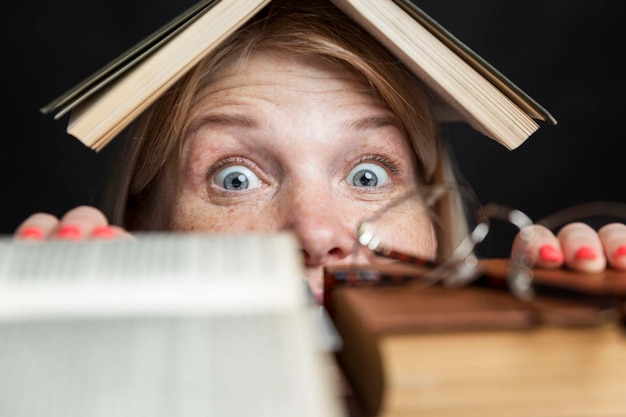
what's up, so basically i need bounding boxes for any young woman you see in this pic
[15,0,626,303]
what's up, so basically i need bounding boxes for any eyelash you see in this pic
[356,154,401,176]
[204,156,255,181]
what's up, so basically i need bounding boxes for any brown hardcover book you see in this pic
[325,261,626,417]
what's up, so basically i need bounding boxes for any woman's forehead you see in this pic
[200,50,367,91]
[189,51,387,120]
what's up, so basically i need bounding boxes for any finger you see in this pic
[598,223,626,271]
[512,224,564,269]
[54,206,110,241]
[14,212,60,241]
[557,222,606,272]
[60,208,135,241]
[91,224,136,241]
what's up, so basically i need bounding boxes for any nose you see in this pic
[280,188,356,268]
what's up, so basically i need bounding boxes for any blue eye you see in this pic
[213,165,262,190]
[347,163,389,187]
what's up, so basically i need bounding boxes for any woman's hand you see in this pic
[512,222,626,272]
[14,205,133,241]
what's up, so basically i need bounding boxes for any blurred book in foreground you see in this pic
[0,233,346,417]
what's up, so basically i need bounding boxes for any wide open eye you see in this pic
[347,162,389,188]
[213,165,262,191]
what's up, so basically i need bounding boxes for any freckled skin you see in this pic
[15,50,622,293]
[170,52,436,299]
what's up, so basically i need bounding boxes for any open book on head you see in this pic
[40,0,556,152]
[0,233,346,417]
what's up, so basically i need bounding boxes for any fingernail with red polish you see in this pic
[574,246,597,260]
[57,225,82,240]
[18,226,44,240]
[615,245,626,258]
[539,244,563,262]
[91,225,115,239]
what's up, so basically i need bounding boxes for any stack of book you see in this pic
[325,261,626,417]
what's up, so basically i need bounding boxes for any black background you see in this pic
[4,0,625,254]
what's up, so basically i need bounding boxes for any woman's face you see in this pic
[170,51,436,301]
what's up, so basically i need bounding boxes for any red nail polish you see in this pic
[539,244,562,262]
[18,226,44,240]
[57,225,82,240]
[574,246,597,260]
[91,226,115,239]
[615,245,626,258]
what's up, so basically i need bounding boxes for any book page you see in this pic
[330,0,540,149]
[67,0,272,151]
[0,233,303,317]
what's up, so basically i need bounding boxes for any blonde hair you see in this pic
[102,0,464,259]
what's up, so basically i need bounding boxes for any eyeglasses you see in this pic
[323,183,626,320]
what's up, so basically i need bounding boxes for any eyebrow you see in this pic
[187,113,402,137]
[343,115,403,132]
[187,113,259,136]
